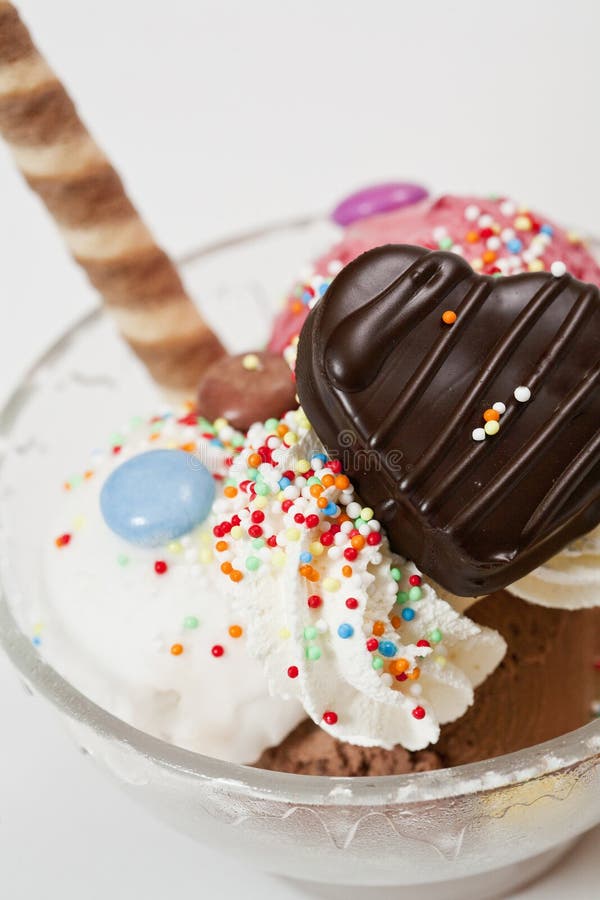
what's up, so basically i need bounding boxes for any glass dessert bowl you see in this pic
[0,219,598,900]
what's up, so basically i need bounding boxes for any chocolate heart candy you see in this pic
[296,245,600,596]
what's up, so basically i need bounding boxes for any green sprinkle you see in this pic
[183,616,200,630]
[117,553,129,567]
[70,474,83,489]
[251,538,265,550]
[231,434,245,448]
[354,517,365,529]
[303,626,318,641]
[408,586,423,602]
[247,467,259,480]
[492,272,503,278]
[199,418,215,433]
[390,567,402,582]
[438,236,453,250]
[130,416,143,429]
[372,657,384,670]
[245,556,261,571]
[307,476,321,486]
[110,432,124,445]
[429,628,443,644]
[255,482,271,496]
[396,591,409,605]
[306,645,321,661]
[224,476,237,487]
[265,418,279,433]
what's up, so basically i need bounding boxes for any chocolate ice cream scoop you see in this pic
[196,351,297,431]
[296,245,600,596]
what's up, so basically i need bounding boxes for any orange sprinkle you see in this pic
[465,230,479,243]
[482,249,497,264]
[183,399,195,411]
[390,614,402,629]
[291,300,303,315]
[335,475,350,490]
[342,565,353,578]
[317,497,329,509]
[230,570,244,583]
[247,453,261,469]
[229,625,243,638]
[310,484,324,498]
[215,540,229,552]
[321,474,335,488]
[407,666,421,681]
[338,513,351,525]
[149,432,160,441]
[351,534,365,551]
[483,408,500,422]
[441,310,457,325]
[372,620,385,637]
[63,482,71,491]
[84,470,94,480]
[180,442,197,453]
[299,564,313,578]
[389,658,409,676]
[308,570,320,582]
[276,424,289,437]
[221,561,233,575]
[170,643,184,656]
[224,486,238,498]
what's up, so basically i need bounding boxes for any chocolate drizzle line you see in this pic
[423,284,597,514]
[296,245,600,596]
[399,274,570,494]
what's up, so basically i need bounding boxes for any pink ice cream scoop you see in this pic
[269,192,600,354]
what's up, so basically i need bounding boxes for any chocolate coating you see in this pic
[296,245,600,596]
[197,351,297,431]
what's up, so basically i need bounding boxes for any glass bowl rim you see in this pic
[0,227,598,808]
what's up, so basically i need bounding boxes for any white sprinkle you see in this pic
[316,619,328,633]
[551,260,567,277]
[380,673,393,687]
[501,227,516,243]
[334,531,347,546]
[409,684,423,697]
[514,386,531,403]
[451,244,465,256]
[464,204,480,222]
[433,225,447,241]
[346,501,362,520]
[478,213,494,228]
[492,401,506,414]
[358,524,371,536]
[486,236,501,251]
[327,259,343,275]
[500,200,516,217]
[472,428,486,442]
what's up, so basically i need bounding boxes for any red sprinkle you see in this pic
[251,510,265,524]
[267,535,278,547]
[366,532,381,546]
[281,499,294,513]
[154,560,168,575]
[320,532,334,547]
[307,594,322,609]
[112,445,122,455]
[328,460,342,474]
[408,574,422,586]
[211,644,225,657]
[416,639,431,648]
[294,513,305,524]
[366,638,379,652]
[412,706,426,720]
[55,533,71,548]
[323,711,338,725]
[345,597,359,610]
[305,514,320,529]
[344,547,358,561]
[287,665,299,679]
[395,672,408,682]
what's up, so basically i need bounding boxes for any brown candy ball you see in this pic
[196,352,298,431]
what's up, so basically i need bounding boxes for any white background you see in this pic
[0,1,599,897]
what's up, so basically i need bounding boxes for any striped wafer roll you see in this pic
[0,2,225,391]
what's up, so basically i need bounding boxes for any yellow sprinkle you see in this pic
[567,231,581,244]
[435,655,447,668]
[72,515,86,531]
[213,418,228,431]
[199,548,213,565]
[283,431,298,447]
[279,627,291,640]
[167,540,182,554]
[272,551,286,568]
[528,259,544,272]
[471,258,483,271]
[484,420,500,436]
[323,577,341,592]
[296,459,310,474]
[361,507,374,522]
[309,541,325,557]
[166,441,177,449]
[286,527,301,542]
[230,525,243,540]
[242,353,261,371]
[253,496,267,509]
[33,622,43,636]
[514,215,532,231]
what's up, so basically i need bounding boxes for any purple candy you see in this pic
[332,182,429,227]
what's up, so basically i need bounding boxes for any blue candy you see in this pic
[337,623,354,639]
[100,449,215,547]
[378,640,397,658]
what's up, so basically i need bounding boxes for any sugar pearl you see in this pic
[492,402,506,414]
[484,420,500,436]
[464,204,480,222]
[472,428,486,442]
[551,260,567,277]
[514,386,531,403]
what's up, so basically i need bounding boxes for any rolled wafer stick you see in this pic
[0,2,225,391]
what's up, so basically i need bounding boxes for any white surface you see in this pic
[0,1,599,896]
